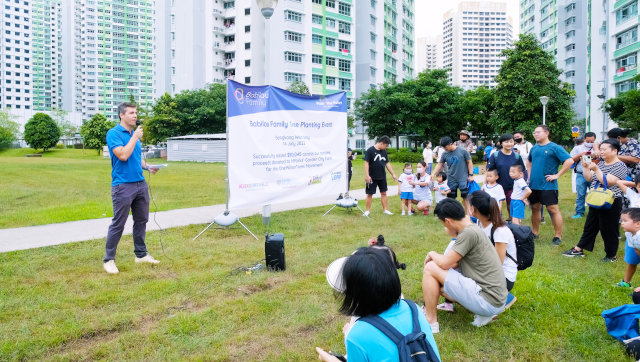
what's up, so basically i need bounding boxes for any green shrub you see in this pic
[55,143,65,149]
[388,149,423,163]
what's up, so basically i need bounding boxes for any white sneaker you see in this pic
[103,260,119,274]
[135,254,160,264]
[471,314,498,327]
[408,211,413,216]
[363,210,370,217]
[383,210,393,215]
[401,211,406,215]
[430,322,440,334]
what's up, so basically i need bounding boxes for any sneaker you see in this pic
[337,194,343,200]
[471,314,498,327]
[551,237,562,246]
[135,254,160,264]
[401,211,406,215]
[616,280,632,288]
[408,211,413,216]
[601,256,618,263]
[430,322,440,334]
[541,218,546,224]
[571,213,584,219]
[504,293,517,309]
[436,302,454,312]
[363,210,370,217]
[103,260,119,274]
[562,247,585,257]
[383,210,393,215]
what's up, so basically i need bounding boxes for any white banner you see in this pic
[226,80,347,210]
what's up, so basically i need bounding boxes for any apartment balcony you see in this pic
[224,58,236,68]
[224,41,235,52]
[614,65,638,82]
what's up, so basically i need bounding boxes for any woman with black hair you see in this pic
[470,191,517,309]
[317,247,440,361]
[608,128,640,178]
[486,133,527,220]
[563,139,630,261]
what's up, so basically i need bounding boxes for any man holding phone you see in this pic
[103,102,160,274]
[570,132,598,219]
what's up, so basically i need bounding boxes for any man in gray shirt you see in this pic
[432,136,474,213]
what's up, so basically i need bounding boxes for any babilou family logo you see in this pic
[234,88,244,104]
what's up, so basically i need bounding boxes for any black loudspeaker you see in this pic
[265,233,285,271]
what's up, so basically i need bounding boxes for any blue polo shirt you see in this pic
[527,142,571,190]
[106,124,144,186]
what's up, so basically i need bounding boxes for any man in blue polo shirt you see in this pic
[526,125,574,246]
[103,102,160,274]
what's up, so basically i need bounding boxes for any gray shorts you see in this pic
[443,268,505,316]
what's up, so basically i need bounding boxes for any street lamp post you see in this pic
[539,96,549,125]
[256,0,278,86]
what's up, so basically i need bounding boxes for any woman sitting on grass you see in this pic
[316,247,440,361]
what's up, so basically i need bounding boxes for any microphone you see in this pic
[136,120,141,127]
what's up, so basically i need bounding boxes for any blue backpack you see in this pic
[359,300,440,362]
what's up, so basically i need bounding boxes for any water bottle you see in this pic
[262,204,271,227]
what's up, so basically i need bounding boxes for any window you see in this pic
[565,43,576,51]
[616,27,638,49]
[325,57,335,66]
[338,21,350,34]
[326,37,336,47]
[617,80,638,94]
[616,54,637,71]
[245,76,251,83]
[566,30,575,38]
[245,8,250,15]
[285,10,302,23]
[338,40,351,53]
[617,2,638,25]
[565,57,575,65]
[312,0,321,4]
[245,59,250,66]
[312,14,322,25]
[370,32,376,43]
[326,18,335,28]
[338,59,351,72]
[285,51,303,63]
[312,74,322,84]
[356,139,365,149]
[565,70,575,77]
[245,25,250,32]
[565,16,575,26]
[312,34,322,44]
[312,54,322,64]
[339,78,350,90]
[285,31,303,43]
[326,76,336,86]
[245,42,250,49]
[370,67,376,78]
[338,2,350,16]
[326,0,335,7]
[284,72,303,82]
[370,50,376,61]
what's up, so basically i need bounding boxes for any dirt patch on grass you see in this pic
[235,278,286,296]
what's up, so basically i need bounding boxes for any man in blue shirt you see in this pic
[103,102,160,274]
[526,125,574,246]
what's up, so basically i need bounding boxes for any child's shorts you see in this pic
[510,199,525,219]
[400,192,414,200]
[625,243,640,265]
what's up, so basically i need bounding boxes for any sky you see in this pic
[415,0,520,39]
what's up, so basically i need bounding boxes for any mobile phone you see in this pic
[582,155,592,164]
[328,352,347,362]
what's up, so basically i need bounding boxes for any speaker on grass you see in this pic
[265,233,285,271]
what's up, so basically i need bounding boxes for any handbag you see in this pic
[586,173,614,209]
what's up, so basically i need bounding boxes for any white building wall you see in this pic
[0,1,32,111]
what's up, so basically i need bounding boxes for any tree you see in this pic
[0,110,19,149]
[287,80,310,95]
[604,75,640,132]
[23,113,61,151]
[50,108,77,139]
[460,86,495,139]
[491,34,575,143]
[81,113,116,155]
[354,69,463,147]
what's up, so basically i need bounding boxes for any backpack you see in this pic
[490,223,535,270]
[359,300,440,362]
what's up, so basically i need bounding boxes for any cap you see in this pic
[459,130,471,137]
[326,256,348,293]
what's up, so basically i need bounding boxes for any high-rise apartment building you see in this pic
[442,1,513,90]
[61,0,154,120]
[520,0,588,123]
[0,0,62,111]
[416,35,442,73]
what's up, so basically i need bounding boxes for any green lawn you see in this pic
[0,162,634,360]
[0,148,405,228]
[0,148,228,228]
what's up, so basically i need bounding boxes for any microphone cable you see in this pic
[146,167,173,261]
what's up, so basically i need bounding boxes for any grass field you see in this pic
[0,150,635,360]
[0,148,402,228]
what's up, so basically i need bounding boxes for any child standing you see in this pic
[616,209,640,295]
[482,169,506,212]
[398,162,415,215]
[509,164,531,225]
[615,175,640,288]
[432,171,451,205]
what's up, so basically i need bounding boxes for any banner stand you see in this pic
[193,85,258,241]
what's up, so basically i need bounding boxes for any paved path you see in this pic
[0,175,485,253]
[0,186,396,253]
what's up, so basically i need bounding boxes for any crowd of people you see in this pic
[318,125,640,361]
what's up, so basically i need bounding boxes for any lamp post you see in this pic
[539,96,549,125]
[256,0,278,85]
